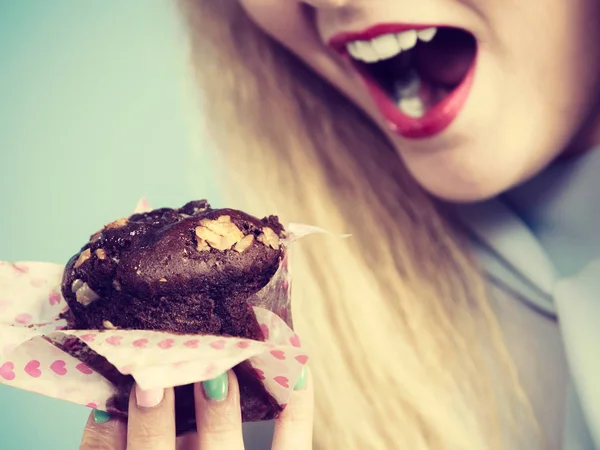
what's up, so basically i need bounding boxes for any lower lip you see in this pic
[357,55,477,140]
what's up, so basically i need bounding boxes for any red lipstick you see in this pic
[329,24,477,140]
[329,23,439,54]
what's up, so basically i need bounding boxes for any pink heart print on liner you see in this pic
[0,198,332,413]
[0,260,308,410]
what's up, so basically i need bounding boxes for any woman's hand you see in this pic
[78,368,312,449]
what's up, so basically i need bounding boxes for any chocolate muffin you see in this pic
[60,200,286,434]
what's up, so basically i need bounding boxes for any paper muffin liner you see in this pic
[0,199,326,414]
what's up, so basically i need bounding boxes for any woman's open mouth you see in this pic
[329,25,477,139]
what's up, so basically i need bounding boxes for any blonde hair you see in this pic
[178,2,535,448]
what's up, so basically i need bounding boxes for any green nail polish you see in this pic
[93,409,111,424]
[294,366,307,391]
[203,372,229,401]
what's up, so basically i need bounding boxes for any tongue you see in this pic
[415,29,476,88]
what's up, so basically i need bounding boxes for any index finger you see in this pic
[127,385,176,450]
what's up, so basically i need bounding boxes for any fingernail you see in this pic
[294,366,307,391]
[93,409,111,424]
[203,372,229,402]
[135,386,165,408]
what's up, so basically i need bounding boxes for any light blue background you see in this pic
[0,1,218,448]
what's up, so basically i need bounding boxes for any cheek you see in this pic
[239,0,381,124]
[239,1,329,76]
[491,0,600,134]
[239,1,306,43]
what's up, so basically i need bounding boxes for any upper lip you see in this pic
[328,23,443,54]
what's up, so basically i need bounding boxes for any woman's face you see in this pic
[240,0,600,201]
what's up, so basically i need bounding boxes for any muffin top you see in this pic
[61,200,285,332]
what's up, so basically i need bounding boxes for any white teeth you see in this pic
[398,97,426,118]
[417,27,437,42]
[349,40,379,63]
[396,30,418,51]
[345,27,438,63]
[347,42,362,60]
[370,34,402,60]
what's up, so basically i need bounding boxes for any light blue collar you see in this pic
[453,147,600,449]
[504,148,600,277]
[456,199,558,316]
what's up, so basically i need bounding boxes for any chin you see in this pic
[423,181,505,203]
[406,161,521,204]
[393,125,557,204]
